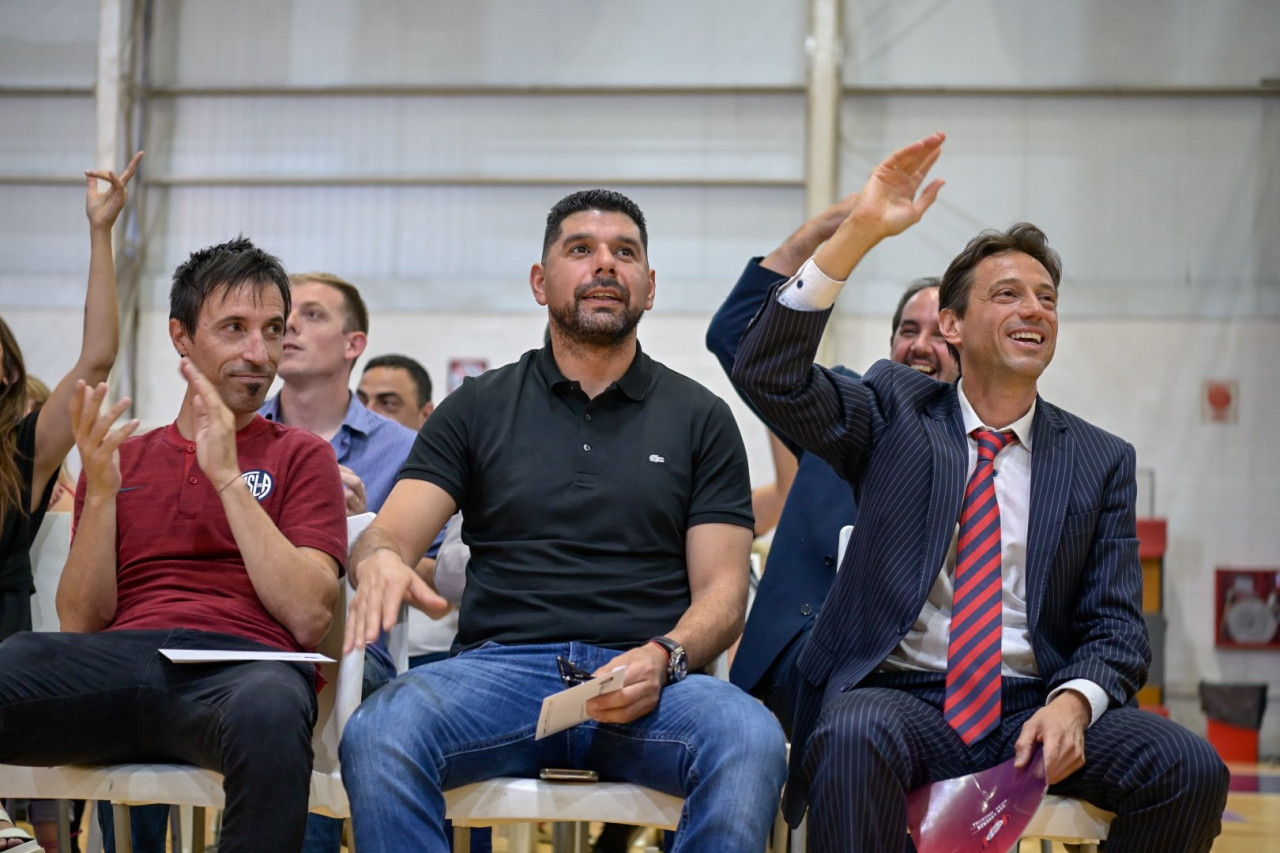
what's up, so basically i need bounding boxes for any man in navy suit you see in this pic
[706,201,957,735]
[733,133,1227,852]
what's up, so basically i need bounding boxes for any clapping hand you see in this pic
[69,381,139,497]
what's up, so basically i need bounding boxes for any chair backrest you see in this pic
[30,512,72,632]
[837,523,854,569]
[312,512,376,773]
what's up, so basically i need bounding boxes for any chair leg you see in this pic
[771,807,789,852]
[112,804,133,853]
[191,807,206,853]
[85,803,104,853]
[791,814,807,853]
[343,817,356,853]
[507,823,536,853]
[177,804,198,853]
[453,825,472,853]
[54,799,72,853]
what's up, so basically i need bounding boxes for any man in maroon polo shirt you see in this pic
[0,237,348,853]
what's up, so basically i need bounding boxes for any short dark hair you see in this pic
[363,354,432,408]
[937,223,1062,368]
[290,271,369,334]
[890,276,941,338]
[169,237,291,337]
[542,189,648,260]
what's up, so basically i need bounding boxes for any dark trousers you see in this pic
[0,629,317,853]
[751,628,809,739]
[802,672,1229,853]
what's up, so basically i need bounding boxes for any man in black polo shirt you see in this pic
[340,189,787,852]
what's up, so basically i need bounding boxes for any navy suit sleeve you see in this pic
[705,258,807,459]
[1051,440,1151,706]
[706,258,784,376]
[732,287,898,482]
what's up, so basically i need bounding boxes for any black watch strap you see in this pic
[648,635,678,659]
[647,635,688,683]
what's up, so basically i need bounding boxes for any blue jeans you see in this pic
[341,642,787,853]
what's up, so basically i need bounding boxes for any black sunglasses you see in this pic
[557,655,594,688]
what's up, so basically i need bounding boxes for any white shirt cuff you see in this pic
[776,257,848,312]
[1048,679,1110,727]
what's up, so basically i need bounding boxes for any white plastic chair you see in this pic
[445,777,684,853]
[1022,794,1112,852]
[29,512,71,633]
[0,512,375,853]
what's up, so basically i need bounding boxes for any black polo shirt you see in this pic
[399,343,754,652]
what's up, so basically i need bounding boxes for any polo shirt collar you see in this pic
[536,341,653,401]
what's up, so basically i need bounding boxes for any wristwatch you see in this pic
[648,635,688,684]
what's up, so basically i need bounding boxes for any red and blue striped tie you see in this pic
[944,428,1017,745]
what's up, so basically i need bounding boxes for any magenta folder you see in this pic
[906,747,1048,853]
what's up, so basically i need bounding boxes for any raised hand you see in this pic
[810,191,862,244]
[85,150,143,232]
[69,380,139,497]
[815,132,946,280]
[338,465,369,515]
[763,191,862,276]
[180,358,241,492]
[847,131,946,240]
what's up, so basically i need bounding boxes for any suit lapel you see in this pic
[1025,399,1072,632]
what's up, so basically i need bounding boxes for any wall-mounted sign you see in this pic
[447,358,489,394]
[1215,568,1280,649]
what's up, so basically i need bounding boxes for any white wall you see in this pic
[3,0,1279,755]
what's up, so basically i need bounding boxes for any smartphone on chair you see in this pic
[539,767,599,783]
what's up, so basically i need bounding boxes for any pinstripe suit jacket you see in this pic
[732,294,1150,823]
[706,259,859,699]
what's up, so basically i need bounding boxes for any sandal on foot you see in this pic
[0,806,43,853]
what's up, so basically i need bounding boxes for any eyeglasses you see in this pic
[557,655,594,688]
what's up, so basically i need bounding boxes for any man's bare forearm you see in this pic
[351,525,414,587]
[219,478,339,648]
[56,492,119,632]
[665,582,748,672]
[667,522,754,671]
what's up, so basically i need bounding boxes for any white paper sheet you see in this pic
[160,649,334,664]
[535,666,628,740]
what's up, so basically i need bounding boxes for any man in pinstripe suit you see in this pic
[733,132,1228,852]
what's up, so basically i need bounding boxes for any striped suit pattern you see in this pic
[706,259,859,734]
[732,294,1229,852]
